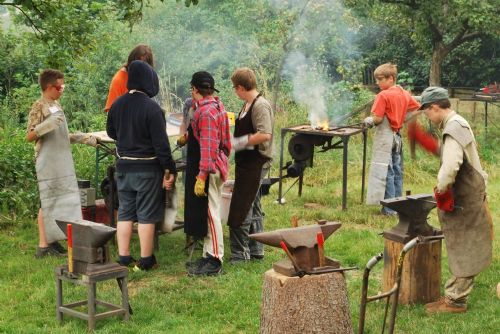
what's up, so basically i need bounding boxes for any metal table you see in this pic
[277,124,367,210]
[460,94,500,137]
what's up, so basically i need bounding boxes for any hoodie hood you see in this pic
[127,60,159,98]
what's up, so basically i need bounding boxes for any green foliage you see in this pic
[0,127,38,218]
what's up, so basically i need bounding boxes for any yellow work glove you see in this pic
[177,133,187,147]
[194,176,207,197]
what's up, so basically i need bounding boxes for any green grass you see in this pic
[0,104,499,333]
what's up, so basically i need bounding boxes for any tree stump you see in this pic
[383,238,442,304]
[260,269,353,334]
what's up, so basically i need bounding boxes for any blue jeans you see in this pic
[382,134,403,215]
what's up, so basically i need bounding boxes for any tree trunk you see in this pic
[260,269,353,334]
[429,43,449,86]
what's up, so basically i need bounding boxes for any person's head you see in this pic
[373,63,397,90]
[190,71,219,100]
[419,86,451,125]
[127,60,159,98]
[125,44,154,69]
[39,69,65,100]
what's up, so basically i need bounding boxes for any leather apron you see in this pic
[438,141,492,278]
[366,117,394,205]
[184,124,209,237]
[227,95,269,228]
[36,107,82,243]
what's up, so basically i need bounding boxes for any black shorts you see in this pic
[116,171,164,224]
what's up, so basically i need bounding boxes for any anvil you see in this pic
[250,221,342,276]
[380,194,441,243]
[56,219,116,274]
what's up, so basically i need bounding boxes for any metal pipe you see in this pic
[358,253,383,334]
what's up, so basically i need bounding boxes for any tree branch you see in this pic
[1,3,44,36]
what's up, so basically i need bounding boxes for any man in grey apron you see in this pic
[227,67,274,263]
[419,87,492,314]
[364,63,420,214]
[27,69,97,258]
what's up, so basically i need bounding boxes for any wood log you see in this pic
[497,283,500,299]
[383,239,442,304]
[260,269,353,334]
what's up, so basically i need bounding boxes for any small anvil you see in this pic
[56,219,116,275]
[250,221,342,276]
[380,193,441,243]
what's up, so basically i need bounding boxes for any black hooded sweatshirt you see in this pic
[106,60,176,174]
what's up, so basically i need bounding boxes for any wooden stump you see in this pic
[383,238,442,304]
[260,269,353,334]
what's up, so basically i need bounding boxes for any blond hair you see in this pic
[374,63,397,81]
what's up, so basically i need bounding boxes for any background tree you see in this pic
[346,0,500,86]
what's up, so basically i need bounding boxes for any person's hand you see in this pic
[177,133,187,147]
[85,135,98,147]
[34,114,64,137]
[434,187,454,212]
[194,176,207,197]
[231,135,249,152]
[363,116,375,128]
[163,171,175,190]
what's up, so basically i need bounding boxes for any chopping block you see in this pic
[251,222,353,333]
[381,194,442,304]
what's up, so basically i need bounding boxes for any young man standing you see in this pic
[107,60,176,271]
[184,71,231,276]
[27,69,97,258]
[228,67,274,263]
[419,87,492,314]
[364,63,420,215]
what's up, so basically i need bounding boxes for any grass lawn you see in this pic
[0,104,499,333]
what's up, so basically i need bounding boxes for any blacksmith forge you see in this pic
[277,124,367,210]
[380,194,442,304]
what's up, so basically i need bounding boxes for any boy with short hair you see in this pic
[27,69,96,258]
[419,87,492,313]
[184,71,231,276]
[364,63,420,215]
[228,67,274,263]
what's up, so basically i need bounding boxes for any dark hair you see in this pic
[125,44,154,69]
[434,99,451,109]
[39,69,64,91]
[196,87,215,97]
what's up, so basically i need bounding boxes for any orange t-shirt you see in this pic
[371,86,420,132]
[104,68,128,112]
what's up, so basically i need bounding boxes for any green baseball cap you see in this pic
[419,86,449,109]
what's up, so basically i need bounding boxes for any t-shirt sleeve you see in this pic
[104,69,128,112]
[26,101,46,133]
[251,100,273,134]
[370,93,387,118]
[407,93,420,111]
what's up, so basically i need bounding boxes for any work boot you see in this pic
[133,255,158,272]
[188,254,222,276]
[35,246,65,259]
[425,297,467,314]
[49,241,67,254]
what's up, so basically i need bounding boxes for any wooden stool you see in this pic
[54,263,129,331]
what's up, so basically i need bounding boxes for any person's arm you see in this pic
[197,110,218,180]
[436,136,463,192]
[364,94,385,126]
[106,108,117,140]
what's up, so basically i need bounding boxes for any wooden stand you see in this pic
[260,269,353,334]
[383,238,442,304]
[55,264,129,331]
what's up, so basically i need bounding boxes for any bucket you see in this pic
[220,180,234,223]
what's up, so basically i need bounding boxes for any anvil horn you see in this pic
[56,219,116,247]
[250,221,341,248]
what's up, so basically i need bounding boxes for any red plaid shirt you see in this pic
[191,96,231,181]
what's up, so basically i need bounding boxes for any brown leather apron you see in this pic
[438,159,492,277]
[227,95,269,228]
[184,124,209,237]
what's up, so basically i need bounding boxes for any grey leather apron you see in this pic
[36,107,82,243]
